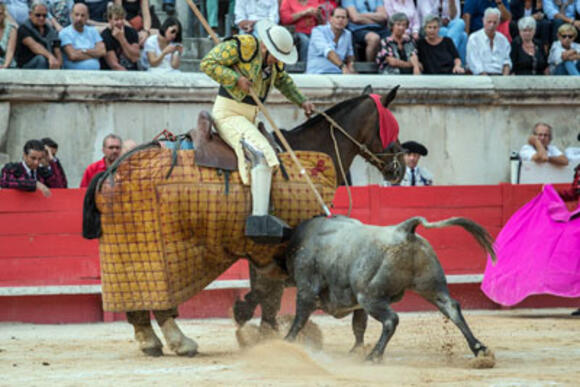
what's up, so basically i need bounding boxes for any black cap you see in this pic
[402,141,428,156]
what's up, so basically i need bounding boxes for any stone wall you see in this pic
[0,70,578,187]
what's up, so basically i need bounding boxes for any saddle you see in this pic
[194,117,280,172]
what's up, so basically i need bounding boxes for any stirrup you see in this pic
[245,215,292,244]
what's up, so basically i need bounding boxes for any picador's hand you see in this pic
[237,76,252,93]
[302,101,315,117]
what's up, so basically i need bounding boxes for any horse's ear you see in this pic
[362,85,373,95]
[381,85,400,107]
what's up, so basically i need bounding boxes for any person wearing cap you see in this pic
[398,140,433,186]
[200,20,315,242]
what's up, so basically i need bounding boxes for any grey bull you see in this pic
[283,215,497,362]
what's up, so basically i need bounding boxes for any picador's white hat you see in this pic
[256,20,298,65]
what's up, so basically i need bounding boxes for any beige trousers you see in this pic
[212,95,279,185]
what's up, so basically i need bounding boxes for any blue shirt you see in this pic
[542,0,580,20]
[463,0,510,33]
[341,0,385,32]
[306,24,354,74]
[59,25,102,70]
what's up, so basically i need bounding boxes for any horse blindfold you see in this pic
[370,94,399,149]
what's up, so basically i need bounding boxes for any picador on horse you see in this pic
[83,19,406,357]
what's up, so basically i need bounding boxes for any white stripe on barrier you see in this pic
[0,275,482,296]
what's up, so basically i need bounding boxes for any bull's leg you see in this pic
[234,264,284,330]
[154,308,198,357]
[349,309,368,353]
[126,310,163,357]
[423,288,488,357]
[359,297,399,362]
[284,289,317,342]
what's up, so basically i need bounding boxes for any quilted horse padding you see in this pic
[96,147,336,312]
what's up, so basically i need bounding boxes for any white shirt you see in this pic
[466,29,511,75]
[399,166,434,186]
[141,35,180,73]
[519,144,564,161]
[417,0,462,25]
[547,41,580,72]
[234,0,279,25]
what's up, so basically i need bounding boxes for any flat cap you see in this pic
[402,141,428,156]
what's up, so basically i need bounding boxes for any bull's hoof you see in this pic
[233,299,255,326]
[134,325,163,357]
[469,348,496,369]
[160,318,199,357]
[365,351,383,363]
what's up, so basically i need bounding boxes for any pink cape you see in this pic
[481,185,580,306]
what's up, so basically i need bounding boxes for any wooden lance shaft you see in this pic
[185,0,331,217]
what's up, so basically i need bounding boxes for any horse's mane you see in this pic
[286,94,369,135]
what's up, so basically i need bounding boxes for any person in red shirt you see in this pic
[80,134,122,188]
[280,0,337,61]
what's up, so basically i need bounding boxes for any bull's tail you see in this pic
[397,217,496,263]
[82,171,106,239]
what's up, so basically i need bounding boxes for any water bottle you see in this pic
[510,151,520,184]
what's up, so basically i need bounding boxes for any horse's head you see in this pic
[361,85,406,184]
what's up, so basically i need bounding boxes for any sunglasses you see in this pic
[168,28,178,34]
[560,34,574,39]
[34,13,47,18]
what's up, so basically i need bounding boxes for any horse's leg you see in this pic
[126,310,163,357]
[233,264,284,330]
[154,307,198,357]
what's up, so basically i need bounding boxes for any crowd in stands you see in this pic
[0,0,579,74]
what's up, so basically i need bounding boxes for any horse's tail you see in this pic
[82,171,105,239]
[396,216,496,263]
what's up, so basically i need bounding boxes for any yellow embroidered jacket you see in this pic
[200,35,307,106]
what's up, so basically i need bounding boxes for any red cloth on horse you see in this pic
[370,94,399,148]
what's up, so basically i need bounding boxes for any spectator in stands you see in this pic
[100,4,140,70]
[318,0,338,24]
[466,8,511,75]
[60,3,105,70]
[162,0,175,16]
[80,134,122,188]
[383,0,420,40]
[140,17,182,73]
[207,0,236,37]
[46,0,72,31]
[417,14,464,74]
[305,6,356,74]
[280,0,325,61]
[417,0,467,64]
[548,23,580,75]
[15,1,62,69]
[114,0,161,46]
[0,3,17,69]
[5,0,29,25]
[40,137,67,188]
[508,0,550,52]
[543,0,580,42]
[510,16,548,75]
[234,0,279,35]
[121,138,137,154]
[519,122,569,166]
[342,0,388,62]
[463,0,511,35]
[376,12,421,75]
[0,139,67,197]
[73,0,109,28]
[399,140,433,186]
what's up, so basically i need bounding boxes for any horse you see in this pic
[83,85,406,356]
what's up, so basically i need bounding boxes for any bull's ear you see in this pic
[362,85,373,95]
[381,85,400,107]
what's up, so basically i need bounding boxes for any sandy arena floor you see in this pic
[0,308,578,386]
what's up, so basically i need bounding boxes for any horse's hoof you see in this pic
[469,348,496,369]
[134,325,163,357]
[141,346,163,357]
[173,337,198,357]
[365,351,383,363]
[160,318,199,357]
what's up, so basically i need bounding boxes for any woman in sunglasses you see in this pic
[141,16,182,73]
[548,23,580,75]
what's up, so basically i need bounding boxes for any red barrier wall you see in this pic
[0,184,576,323]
